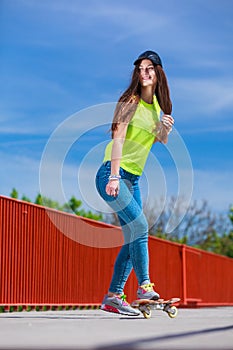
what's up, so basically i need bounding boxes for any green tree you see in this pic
[219,206,233,258]
[21,195,31,203]
[219,231,233,258]
[10,189,103,222]
[184,206,233,258]
[63,196,102,220]
[63,196,83,214]
[10,188,18,199]
[229,206,233,224]
[34,193,63,210]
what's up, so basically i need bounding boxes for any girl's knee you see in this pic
[137,212,148,231]
[130,214,148,236]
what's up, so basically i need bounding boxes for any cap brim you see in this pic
[133,56,148,65]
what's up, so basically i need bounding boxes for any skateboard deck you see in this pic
[131,297,180,319]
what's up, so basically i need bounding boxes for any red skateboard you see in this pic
[131,297,180,319]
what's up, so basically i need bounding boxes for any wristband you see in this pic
[109,174,121,181]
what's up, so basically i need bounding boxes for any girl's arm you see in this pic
[106,122,128,197]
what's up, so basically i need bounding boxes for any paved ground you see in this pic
[0,307,232,349]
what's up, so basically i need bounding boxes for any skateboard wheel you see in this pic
[167,306,178,318]
[142,306,152,319]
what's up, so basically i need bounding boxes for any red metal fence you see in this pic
[0,195,233,309]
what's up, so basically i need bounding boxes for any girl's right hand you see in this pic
[161,114,174,133]
[106,179,119,197]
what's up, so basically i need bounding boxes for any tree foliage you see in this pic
[146,198,233,258]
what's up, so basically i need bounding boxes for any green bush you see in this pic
[0,306,5,313]
[9,306,15,312]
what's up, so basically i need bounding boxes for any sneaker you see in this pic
[101,294,140,316]
[137,283,160,300]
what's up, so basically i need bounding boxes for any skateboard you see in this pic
[131,297,180,319]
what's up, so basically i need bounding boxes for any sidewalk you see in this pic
[0,307,232,349]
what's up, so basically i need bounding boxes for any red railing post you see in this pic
[181,245,187,305]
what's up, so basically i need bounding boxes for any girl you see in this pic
[95,50,174,316]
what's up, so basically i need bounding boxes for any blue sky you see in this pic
[1,0,233,219]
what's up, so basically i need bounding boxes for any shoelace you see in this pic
[141,282,155,291]
[120,294,129,304]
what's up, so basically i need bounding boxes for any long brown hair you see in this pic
[111,63,172,138]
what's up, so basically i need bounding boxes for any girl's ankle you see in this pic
[107,292,121,297]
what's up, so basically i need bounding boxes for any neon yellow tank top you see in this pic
[103,96,161,175]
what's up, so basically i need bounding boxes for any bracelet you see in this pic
[109,174,121,181]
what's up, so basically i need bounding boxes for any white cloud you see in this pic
[172,77,233,117]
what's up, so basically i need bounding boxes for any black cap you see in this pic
[133,50,163,68]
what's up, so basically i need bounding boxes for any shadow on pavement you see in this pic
[94,324,233,350]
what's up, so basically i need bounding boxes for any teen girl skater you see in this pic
[95,50,174,316]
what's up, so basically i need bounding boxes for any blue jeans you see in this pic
[95,161,150,294]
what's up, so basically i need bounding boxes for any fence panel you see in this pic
[147,237,183,300]
[1,195,233,307]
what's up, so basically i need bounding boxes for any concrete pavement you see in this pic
[0,306,232,349]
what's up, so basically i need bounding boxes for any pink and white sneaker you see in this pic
[137,283,160,300]
[101,294,140,316]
